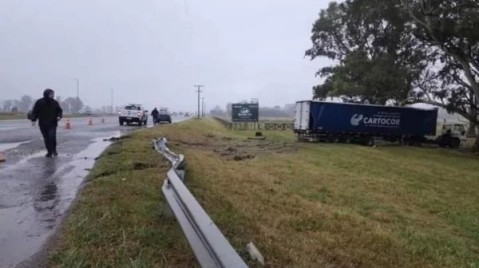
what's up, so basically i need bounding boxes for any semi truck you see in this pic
[294,100,461,147]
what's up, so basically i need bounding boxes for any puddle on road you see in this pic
[0,141,32,151]
[0,137,114,268]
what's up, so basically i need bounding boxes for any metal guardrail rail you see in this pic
[153,138,248,268]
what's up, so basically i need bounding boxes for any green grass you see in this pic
[49,119,479,267]
[48,128,197,267]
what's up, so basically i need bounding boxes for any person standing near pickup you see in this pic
[30,89,63,157]
[151,107,159,125]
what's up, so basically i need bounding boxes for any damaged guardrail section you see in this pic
[153,138,248,268]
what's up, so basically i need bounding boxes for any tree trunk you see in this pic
[467,105,477,137]
[473,96,479,152]
[473,119,479,152]
[467,121,477,137]
[473,135,479,153]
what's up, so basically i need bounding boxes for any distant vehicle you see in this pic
[156,108,171,124]
[294,100,462,148]
[79,106,93,116]
[119,104,148,126]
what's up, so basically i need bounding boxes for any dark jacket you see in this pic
[151,109,159,117]
[31,89,63,127]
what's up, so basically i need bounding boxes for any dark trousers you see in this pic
[39,125,57,154]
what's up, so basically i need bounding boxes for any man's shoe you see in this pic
[45,153,53,158]
[52,151,58,157]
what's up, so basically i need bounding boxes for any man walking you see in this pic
[30,89,63,157]
[151,107,159,125]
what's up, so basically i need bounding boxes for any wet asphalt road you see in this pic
[0,116,185,267]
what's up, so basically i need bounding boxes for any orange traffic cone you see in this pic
[88,117,93,126]
[65,119,71,129]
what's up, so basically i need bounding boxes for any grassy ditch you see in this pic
[49,118,479,267]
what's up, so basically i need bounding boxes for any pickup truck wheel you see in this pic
[138,120,143,126]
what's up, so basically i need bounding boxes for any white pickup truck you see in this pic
[119,104,148,126]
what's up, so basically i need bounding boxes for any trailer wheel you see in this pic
[358,136,374,146]
[450,137,460,148]
[327,135,337,143]
[365,136,375,146]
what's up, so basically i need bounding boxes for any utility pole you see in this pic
[111,88,114,114]
[194,85,204,119]
[75,78,80,100]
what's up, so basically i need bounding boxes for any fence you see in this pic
[213,117,294,131]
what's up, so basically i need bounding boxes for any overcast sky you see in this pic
[0,0,331,112]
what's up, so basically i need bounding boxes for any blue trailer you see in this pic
[294,101,460,147]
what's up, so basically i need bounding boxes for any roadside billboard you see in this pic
[231,103,259,122]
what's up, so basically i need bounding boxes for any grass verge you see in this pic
[0,113,26,120]
[49,119,479,267]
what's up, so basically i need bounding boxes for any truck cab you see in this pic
[438,123,467,146]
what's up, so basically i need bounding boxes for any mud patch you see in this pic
[95,170,118,178]
[233,155,255,161]
[174,136,296,161]
[132,162,155,170]
[226,147,237,153]
[104,135,131,142]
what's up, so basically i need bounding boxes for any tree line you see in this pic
[1,95,84,114]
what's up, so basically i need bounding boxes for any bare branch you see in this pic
[449,71,474,92]
[403,0,479,100]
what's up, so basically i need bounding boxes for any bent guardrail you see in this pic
[153,138,248,268]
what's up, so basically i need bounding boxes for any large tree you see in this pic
[403,0,479,137]
[18,95,33,112]
[306,1,427,105]
[307,0,479,148]
[3,100,13,112]
[61,97,84,114]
